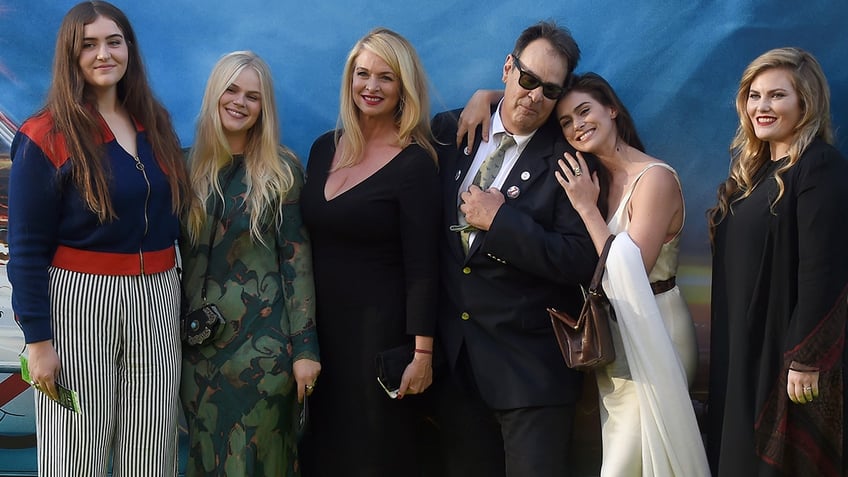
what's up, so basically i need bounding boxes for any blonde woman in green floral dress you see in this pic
[179,51,321,476]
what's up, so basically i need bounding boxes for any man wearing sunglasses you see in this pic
[431,21,598,477]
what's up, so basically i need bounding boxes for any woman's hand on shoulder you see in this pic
[457,89,504,150]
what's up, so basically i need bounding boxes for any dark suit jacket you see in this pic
[432,108,598,410]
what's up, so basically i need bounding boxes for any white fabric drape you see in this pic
[602,233,710,476]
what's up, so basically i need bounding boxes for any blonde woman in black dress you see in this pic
[300,28,440,476]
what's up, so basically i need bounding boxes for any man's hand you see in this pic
[459,185,505,231]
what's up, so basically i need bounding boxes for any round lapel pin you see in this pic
[520,171,531,181]
[506,185,520,199]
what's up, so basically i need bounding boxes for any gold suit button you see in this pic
[461,312,470,321]
[462,267,471,274]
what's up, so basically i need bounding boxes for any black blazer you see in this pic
[432,108,598,409]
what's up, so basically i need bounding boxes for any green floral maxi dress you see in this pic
[179,155,318,476]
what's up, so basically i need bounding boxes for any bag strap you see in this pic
[588,235,615,292]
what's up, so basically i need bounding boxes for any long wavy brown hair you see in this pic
[707,47,833,243]
[564,72,646,218]
[43,1,189,222]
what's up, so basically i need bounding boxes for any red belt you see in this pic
[52,245,175,275]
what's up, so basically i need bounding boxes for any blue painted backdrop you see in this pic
[0,0,846,472]
[2,0,846,257]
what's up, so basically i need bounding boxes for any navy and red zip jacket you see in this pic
[8,111,180,343]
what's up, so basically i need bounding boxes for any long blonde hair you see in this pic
[334,27,437,169]
[708,47,833,240]
[185,51,298,246]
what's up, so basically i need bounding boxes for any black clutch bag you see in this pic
[375,343,414,399]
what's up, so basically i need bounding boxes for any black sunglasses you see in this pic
[512,56,565,100]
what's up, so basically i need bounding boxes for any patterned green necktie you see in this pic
[473,133,515,190]
[458,133,515,253]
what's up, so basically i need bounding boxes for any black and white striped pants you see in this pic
[36,267,181,476]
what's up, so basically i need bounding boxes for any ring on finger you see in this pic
[573,167,582,176]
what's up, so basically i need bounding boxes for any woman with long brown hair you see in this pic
[7,1,189,475]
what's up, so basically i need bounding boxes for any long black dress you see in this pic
[299,131,441,476]
[708,139,848,476]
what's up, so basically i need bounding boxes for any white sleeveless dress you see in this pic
[596,163,708,476]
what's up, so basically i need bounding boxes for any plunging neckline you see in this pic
[323,147,404,202]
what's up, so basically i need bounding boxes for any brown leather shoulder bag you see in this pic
[547,235,616,371]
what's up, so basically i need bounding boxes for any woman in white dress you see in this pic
[553,73,708,476]
[460,72,709,475]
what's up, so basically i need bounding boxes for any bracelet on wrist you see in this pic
[414,348,433,355]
